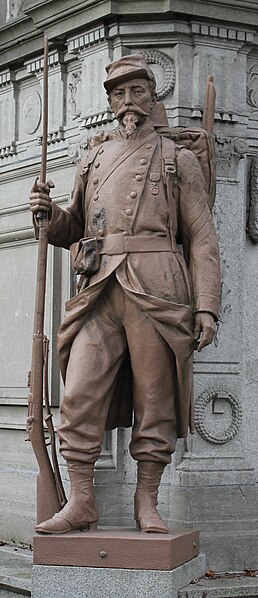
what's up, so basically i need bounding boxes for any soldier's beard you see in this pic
[122,111,139,137]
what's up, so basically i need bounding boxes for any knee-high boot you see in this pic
[35,462,98,534]
[134,461,168,534]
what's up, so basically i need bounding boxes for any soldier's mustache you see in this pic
[116,105,150,119]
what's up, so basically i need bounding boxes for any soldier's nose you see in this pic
[125,89,133,106]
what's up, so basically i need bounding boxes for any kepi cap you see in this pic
[104,54,156,93]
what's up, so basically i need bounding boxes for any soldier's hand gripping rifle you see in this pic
[26,36,66,525]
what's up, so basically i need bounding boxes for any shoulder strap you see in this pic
[161,136,179,240]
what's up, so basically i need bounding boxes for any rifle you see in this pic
[26,35,67,524]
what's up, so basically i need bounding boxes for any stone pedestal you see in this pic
[31,554,206,598]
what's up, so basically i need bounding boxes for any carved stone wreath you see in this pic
[141,50,176,100]
[195,389,242,444]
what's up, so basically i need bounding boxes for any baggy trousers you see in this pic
[58,276,177,465]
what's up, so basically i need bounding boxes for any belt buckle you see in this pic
[105,234,125,255]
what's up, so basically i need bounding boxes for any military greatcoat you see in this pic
[42,119,220,438]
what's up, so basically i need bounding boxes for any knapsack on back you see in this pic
[160,128,216,265]
[161,126,216,210]
[151,102,217,262]
[151,95,216,211]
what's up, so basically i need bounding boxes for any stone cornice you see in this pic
[0,0,258,70]
[23,0,258,31]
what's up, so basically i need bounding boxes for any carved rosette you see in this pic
[215,136,248,178]
[247,156,258,244]
[141,50,176,100]
[195,389,242,444]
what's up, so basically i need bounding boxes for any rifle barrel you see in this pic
[40,35,48,185]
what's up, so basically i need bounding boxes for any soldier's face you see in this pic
[110,78,153,124]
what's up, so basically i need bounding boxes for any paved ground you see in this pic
[0,543,32,596]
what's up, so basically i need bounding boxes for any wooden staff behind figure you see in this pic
[26,35,67,525]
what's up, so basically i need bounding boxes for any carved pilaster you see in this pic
[0,69,16,155]
[26,52,66,139]
[76,42,112,129]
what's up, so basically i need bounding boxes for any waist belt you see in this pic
[98,234,178,255]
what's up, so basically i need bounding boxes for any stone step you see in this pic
[0,544,32,597]
[179,574,258,598]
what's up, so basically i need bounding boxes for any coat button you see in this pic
[146,144,152,149]
[125,208,133,216]
[92,177,99,185]
[95,162,100,168]
[140,158,147,165]
[95,210,101,218]
[93,194,99,201]
[99,148,104,154]
[98,229,104,237]
[135,175,143,181]
[129,191,137,199]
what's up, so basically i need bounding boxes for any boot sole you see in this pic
[135,520,168,534]
[36,520,98,535]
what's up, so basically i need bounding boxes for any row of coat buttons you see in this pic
[94,207,133,218]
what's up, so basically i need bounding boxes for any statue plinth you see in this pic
[33,527,199,570]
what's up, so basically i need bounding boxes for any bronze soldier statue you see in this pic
[29,55,220,535]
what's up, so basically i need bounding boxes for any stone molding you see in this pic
[191,109,239,125]
[80,110,113,130]
[191,21,255,43]
[67,26,106,53]
[26,52,62,75]
[195,388,242,444]
[0,142,16,159]
[0,70,12,86]
[37,127,65,145]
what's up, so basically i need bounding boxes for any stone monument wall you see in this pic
[0,0,258,570]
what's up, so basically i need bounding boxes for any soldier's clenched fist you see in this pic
[29,178,55,214]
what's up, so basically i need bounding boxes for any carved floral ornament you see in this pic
[247,64,258,110]
[247,156,258,244]
[141,50,176,100]
[195,389,242,444]
[215,136,248,178]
